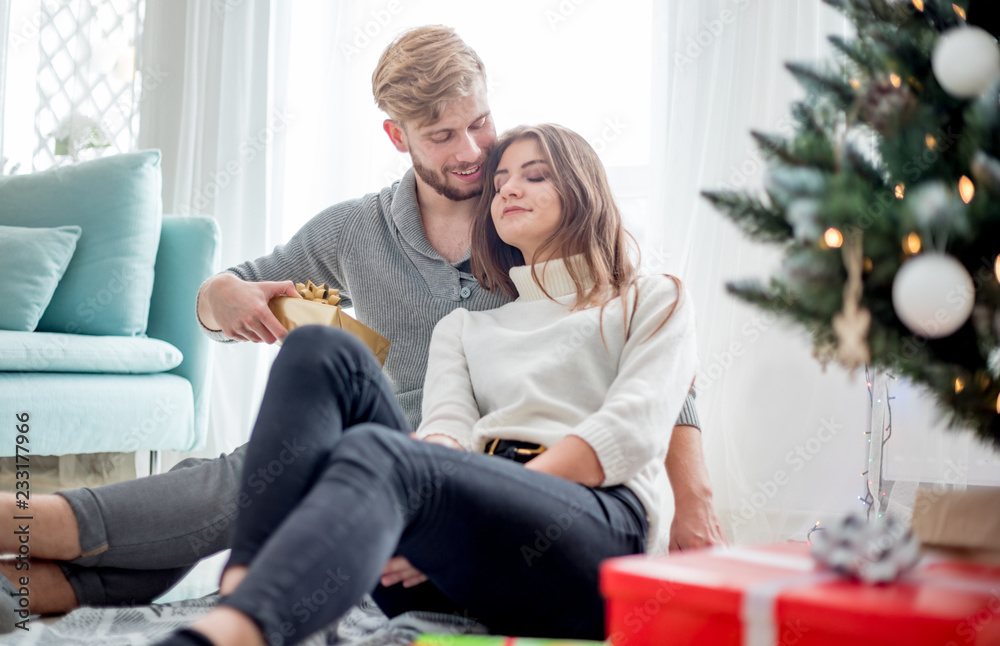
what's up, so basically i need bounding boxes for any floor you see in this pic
[153,550,229,604]
[31,551,228,629]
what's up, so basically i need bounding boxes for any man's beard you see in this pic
[412,156,484,202]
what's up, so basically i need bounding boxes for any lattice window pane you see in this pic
[10,0,148,172]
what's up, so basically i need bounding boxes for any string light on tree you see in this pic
[806,520,823,543]
[824,227,844,248]
[959,175,975,203]
[861,367,895,521]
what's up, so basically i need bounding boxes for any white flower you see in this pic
[51,112,111,161]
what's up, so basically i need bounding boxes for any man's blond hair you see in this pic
[372,25,486,128]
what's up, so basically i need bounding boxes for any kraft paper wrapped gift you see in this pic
[911,485,1000,564]
[268,295,391,366]
[600,542,1000,646]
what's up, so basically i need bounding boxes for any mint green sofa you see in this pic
[0,151,218,467]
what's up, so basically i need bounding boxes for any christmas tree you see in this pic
[703,0,1000,447]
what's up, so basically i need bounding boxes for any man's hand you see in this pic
[669,492,727,552]
[666,425,727,552]
[381,555,427,588]
[198,273,301,344]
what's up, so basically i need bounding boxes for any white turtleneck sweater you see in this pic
[414,256,698,550]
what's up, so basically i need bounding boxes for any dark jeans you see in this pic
[55,326,646,641]
[219,326,647,644]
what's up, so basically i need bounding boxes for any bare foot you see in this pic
[189,606,266,646]
[218,565,249,596]
[0,559,78,615]
[0,494,81,560]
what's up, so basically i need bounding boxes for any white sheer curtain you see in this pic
[649,1,861,545]
[651,0,997,545]
[0,0,8,160]
[275,0,657,241]
[139,0,277,465]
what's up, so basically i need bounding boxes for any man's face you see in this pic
[402,80,497,202]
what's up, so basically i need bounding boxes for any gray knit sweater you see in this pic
[200,169,700,430]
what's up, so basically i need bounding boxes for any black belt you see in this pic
[484,438,546,464]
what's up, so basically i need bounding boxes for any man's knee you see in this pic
[169,456,211,471]
[167,445,246,488]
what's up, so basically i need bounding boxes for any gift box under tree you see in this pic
[600,542,1000,646]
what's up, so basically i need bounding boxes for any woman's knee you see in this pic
[334,424,406,462]
[277,326,375,374]
[328,426,432,493]
[334,428,471,517]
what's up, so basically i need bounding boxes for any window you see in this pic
[2,0,145,173]
[275,1,654,244]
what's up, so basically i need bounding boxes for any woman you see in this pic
[159,124,698,646]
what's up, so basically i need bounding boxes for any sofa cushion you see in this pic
[0,330,182,373]
[0,150,163,336]
[0,372,198,454]
[0,225,81,332]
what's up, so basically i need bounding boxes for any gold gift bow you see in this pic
[269,284,391,366]
[295,279,341,305]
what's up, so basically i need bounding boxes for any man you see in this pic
[0,26,723,627]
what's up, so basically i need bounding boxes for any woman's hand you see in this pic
[218,564,249,596]
[523,434,604,487]
[380,555,427,588]
[411,432,462,450]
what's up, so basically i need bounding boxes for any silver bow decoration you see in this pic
[810,514,921,584]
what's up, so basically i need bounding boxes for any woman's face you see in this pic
[490,138,563,265]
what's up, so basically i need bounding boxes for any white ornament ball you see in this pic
[892,253,974,338]
[907,181,952,229]
[932,26,1000,98]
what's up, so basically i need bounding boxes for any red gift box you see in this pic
[600,543,1000,646]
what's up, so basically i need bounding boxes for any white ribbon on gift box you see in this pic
[711,547,1000,646]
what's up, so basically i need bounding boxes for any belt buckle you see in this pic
[485,438,546,461]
